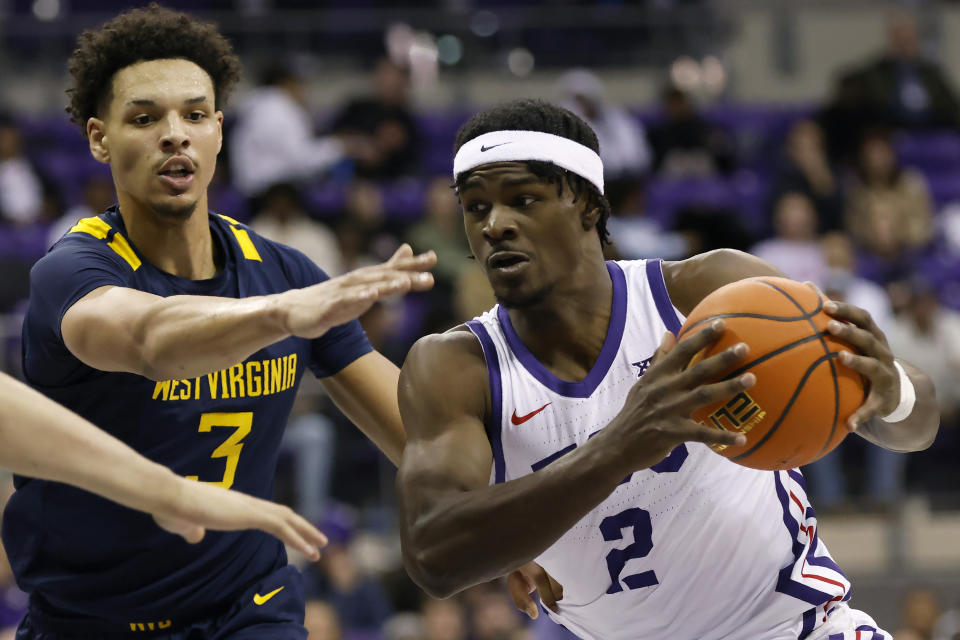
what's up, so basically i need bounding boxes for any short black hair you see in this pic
[453,98,611,246]
[66,3,242,137]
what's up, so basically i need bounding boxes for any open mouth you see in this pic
[488,251,530,272]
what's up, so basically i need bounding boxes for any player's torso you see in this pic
[467,259,851,640]
[8,210,311,621]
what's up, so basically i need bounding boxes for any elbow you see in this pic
[401,532,467,599]
[402,545,459,599]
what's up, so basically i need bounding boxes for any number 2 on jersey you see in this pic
[599,445,688,593]
[186,412,252,489]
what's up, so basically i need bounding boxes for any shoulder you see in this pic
[33,228,133,286]
[403,326,486,382]
[215,213,331,285]
[662,249,785,316]
[400,326,488,418]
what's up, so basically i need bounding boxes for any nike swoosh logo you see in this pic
[511,402,551,425]
[253,586,284,605]
[480,142,511,152]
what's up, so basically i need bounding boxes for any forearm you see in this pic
[136,293,289,381]
[401,438,625,597]
[857,360,940,452]
[0,372,180,514]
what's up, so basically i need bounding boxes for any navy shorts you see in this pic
[16,565,306,640]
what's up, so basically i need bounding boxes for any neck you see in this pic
[506,255,614,382]
[117,192,218,280]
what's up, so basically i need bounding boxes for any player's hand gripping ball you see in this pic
[678,277,866,470]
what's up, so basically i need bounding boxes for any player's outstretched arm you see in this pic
[60,244,436,381]
[0,371,327,559]
[396,323,749,599]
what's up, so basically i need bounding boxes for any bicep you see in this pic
[396,334,494,505]
[61,286,162,374]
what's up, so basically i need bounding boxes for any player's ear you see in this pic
[581,202,601,231]
[215,110,224,154]
[87,118,110,164]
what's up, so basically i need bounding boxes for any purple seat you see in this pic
[381,179,426,222]
[304,182,347,219]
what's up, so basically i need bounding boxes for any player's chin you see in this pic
[493,282,553,309]
[150,194,200,221]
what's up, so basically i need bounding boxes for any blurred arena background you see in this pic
[0,0,959,638]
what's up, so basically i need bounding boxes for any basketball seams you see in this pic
[676,301,823,340]
[721,331,828,380]
[757,280,842,460]
[730,352,841,466]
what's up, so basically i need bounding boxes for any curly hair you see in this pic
[454,98,612,246]
[66,3,241,137]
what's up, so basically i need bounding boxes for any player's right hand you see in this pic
[601,319,754,473]
[152,478,328,561]
[278,244,436,339]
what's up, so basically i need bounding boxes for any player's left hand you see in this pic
[507,561,563,619]
[152,477,328,561]
[816,293,899,431]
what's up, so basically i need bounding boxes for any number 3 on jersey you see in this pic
[186,412,252,489]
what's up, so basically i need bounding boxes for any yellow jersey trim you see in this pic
[217,214,263,262]
[68,216,142,271]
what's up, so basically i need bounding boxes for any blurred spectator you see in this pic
[230,63,348,198]
[422,598,467,640]
[406,177,470,288]
[337,181,396,272]
[331,58,420,179]
[0,114,44,226]
[305,599,344,640]
[803,237,902,512]
[896,587,943,640]
[384,612,426,640]
[820,232,894,331]
[647,86,736,178]
[305,508,394,635]
[47,174,115,248]
[671,205,753,256]
[846,130,933,253]
[885,278,960,426]
[279,376,337,523]
[819,72,872,168]
[751,192,826,284]
[769,120,844,232]
[250,182,344,276]
[556,68,651,212]
[855,13,960,132]
[466,585,526,640]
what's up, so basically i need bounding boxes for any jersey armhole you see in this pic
[465,320,505,484]
[645,259,684,336]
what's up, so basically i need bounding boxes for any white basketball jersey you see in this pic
[466,260,851,640]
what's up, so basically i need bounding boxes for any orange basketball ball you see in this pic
[677,276,866,471]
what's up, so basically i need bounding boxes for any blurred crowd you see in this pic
[1,11,959,640]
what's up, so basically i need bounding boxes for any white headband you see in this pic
[453,130,604,194]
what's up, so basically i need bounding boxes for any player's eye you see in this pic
[514,195,537,208]
[463,201,490,215]
[132,114,153,126]
[186,111,206,121]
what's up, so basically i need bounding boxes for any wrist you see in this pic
[881,361,916,423]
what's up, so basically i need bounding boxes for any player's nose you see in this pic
[158,112,190,150]
[482,203,518,243]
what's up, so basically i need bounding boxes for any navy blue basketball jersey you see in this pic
[5,207,371,627]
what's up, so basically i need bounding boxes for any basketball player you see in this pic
[5,6,437,639]
[396,100,939,639]
[0,371,326,555]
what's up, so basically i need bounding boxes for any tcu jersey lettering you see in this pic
[466,260,850,640]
